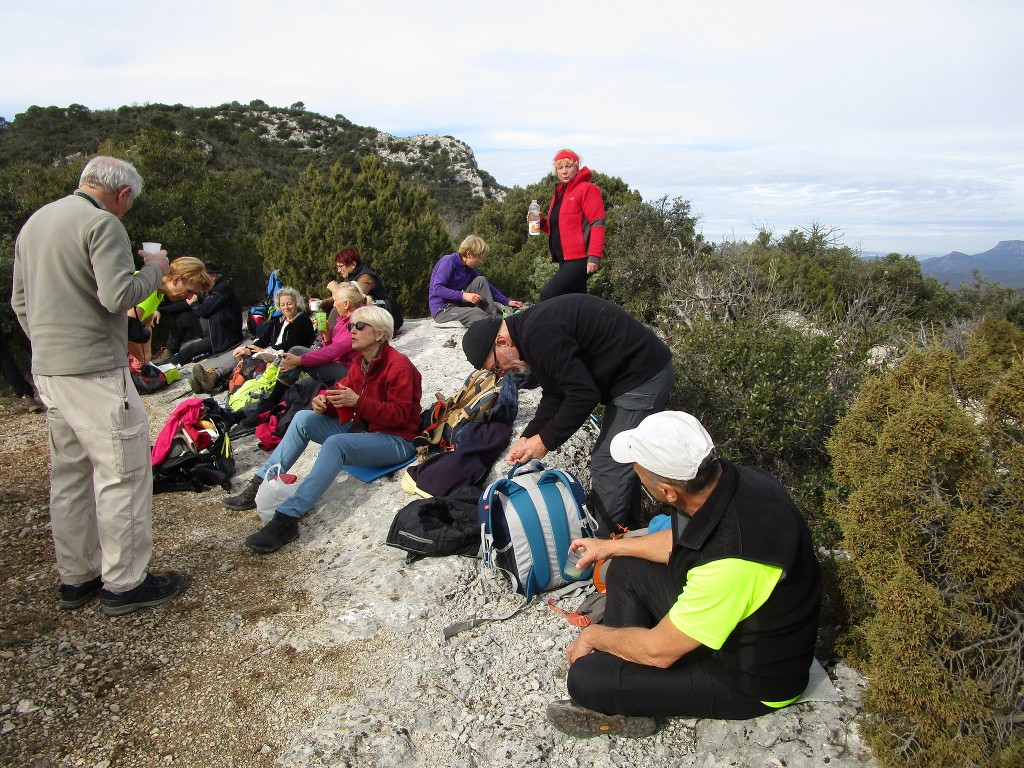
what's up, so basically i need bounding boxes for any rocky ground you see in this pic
[0,319,879,768]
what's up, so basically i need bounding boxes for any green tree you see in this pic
[258,155,451,316]
[591,195,703,321]
[668,315,847,525]
[827,338,1024,768]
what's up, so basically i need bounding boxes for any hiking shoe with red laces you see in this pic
[546,700,657,738]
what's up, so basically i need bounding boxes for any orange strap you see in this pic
[546,598,592,627]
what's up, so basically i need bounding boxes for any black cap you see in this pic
[462,316,503,370]
[204,261,221,274]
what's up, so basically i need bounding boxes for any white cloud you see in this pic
[1,0,1022,256]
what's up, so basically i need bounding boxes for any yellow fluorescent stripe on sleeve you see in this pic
[668,559,783,650]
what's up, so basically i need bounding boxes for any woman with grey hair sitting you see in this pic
[191,286,314,393]
[223,305,423,554]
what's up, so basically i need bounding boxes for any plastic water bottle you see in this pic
[527,200,541,236]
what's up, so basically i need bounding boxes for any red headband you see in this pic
[553,150,579,165]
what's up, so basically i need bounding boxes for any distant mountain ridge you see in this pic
[919,240,1024,289]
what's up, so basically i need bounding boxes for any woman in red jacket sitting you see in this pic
[223,305,423,554]
[538,149,607,302]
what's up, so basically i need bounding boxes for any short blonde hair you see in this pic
[169,257,214,292]
[351,305,394,343]
[458,235,490,260]
[553,148,581,169]
[332,280,370,309]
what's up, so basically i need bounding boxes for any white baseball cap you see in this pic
[610,411,715,480]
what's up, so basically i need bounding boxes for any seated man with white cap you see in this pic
[547,411,822,738]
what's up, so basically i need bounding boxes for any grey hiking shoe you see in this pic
[223,475,262,510]
[99,571,186,617]
[546,700,657,738]
[244,512,299,554]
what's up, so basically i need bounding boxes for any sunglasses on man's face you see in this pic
[348,321,374,332]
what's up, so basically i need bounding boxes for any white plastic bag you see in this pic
[255,464,299,524]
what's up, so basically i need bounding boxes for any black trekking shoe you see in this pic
[223,475,262,510]
[99,571,186,617]
[58,576,103,610]
[546,700,657,738]
[244,512,299,554]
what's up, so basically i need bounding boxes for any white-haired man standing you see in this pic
[547,411,822,737]
[12,156,186,616]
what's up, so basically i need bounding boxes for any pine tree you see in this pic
[258,156,451,316]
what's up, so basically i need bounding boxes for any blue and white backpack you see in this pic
[478,460,599,599]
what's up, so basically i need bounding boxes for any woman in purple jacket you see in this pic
[429,235,523,326]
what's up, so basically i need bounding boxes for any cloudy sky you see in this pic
[2,0,1021,257]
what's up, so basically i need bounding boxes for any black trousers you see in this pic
[566,556,774,719]
[166,311,202,352]
[0,325,33,397]
[539,259,589,302]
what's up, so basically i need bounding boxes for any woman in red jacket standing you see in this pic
[539,149,606,301]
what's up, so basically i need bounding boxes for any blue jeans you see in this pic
[257,410,414,519]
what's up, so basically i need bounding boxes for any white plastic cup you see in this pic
[564,547,585,580]
[142,241,162,254]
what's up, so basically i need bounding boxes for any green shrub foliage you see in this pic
[827,339,1024,768]
[257,156,452,317]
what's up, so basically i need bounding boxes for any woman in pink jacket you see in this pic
[539,149,606,301]
[277,281,368,385]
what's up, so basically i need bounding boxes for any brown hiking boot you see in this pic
[191,364,220,394]
[151,348,175,365]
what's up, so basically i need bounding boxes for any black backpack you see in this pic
[153,411,236,494]
[385,485,482,563]
[132,362,168,395]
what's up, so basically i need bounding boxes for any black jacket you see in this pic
[253,312,315,351]
[670,460,822,702]
[505,294,672,450]
[192,275,243,354]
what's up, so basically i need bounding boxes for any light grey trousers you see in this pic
[432,275,504,327]
[34,367,154,592]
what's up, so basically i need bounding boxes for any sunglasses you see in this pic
[347,321,374,332]
[489,341,503,376]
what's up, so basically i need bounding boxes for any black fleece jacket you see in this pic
[505,294,671,450]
